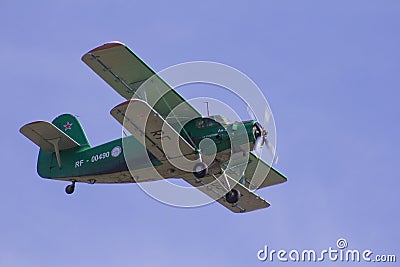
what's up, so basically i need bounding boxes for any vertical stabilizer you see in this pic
[51,114,90,147]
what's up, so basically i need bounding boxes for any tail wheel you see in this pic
[225,189,240,204]
[193,162,208,178]
[65,182,75,194]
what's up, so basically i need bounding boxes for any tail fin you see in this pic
[51,114,90,147]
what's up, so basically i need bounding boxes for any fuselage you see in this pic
[37,117,261,184]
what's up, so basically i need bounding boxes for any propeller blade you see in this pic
[254,136,264,157]
[264,108,272,125]
[246,105,256,120]
[265,139,279,165]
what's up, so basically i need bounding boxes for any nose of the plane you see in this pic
[253,122,263,140]
[253,121,267,148]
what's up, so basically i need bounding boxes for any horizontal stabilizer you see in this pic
[20,121,79,152]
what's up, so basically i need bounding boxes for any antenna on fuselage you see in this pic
[204,102,210,117]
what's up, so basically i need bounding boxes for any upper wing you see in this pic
[82,42,201,127]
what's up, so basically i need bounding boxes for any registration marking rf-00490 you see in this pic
[74,147,121,168]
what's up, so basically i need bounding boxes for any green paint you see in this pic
[36,113,257,181]
[52,114,90,147]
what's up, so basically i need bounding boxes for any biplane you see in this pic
[20,42,286,213]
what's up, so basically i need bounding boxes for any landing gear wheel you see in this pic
[225,189,240,204]
[65,182,75,194]
[193,162,208,178]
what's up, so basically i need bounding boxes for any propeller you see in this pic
[253,122,267,156]
[247,105,278,164]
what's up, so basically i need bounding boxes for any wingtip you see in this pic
[20,120,47,130]
[110,99,147,116]
[112,100,131,110]
[87,41,125,54]
[24,120,47,126]
[19,120,49,135]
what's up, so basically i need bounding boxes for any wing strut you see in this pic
[48,138,62,168]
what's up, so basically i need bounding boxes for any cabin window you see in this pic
[195,118,217,129]
[195,120,204,128]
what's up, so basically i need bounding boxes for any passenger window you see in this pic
[196,120,204,128]
[196,118,217,128]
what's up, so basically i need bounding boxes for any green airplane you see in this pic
[20,42,286,213]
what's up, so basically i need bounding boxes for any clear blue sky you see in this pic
[1,1,399,266]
